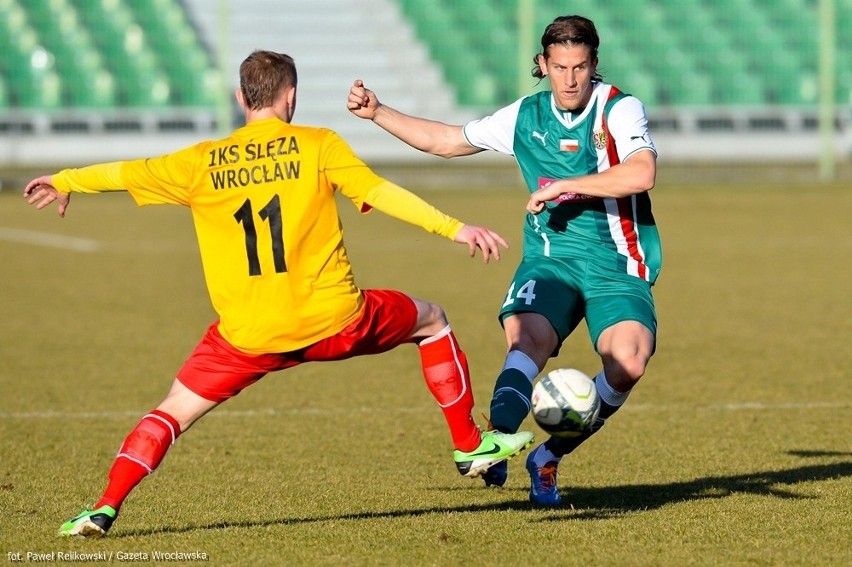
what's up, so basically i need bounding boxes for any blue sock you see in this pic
[489,368,533,433]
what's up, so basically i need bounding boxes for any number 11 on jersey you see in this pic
[234,195,287,276]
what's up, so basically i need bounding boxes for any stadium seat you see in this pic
[71,67,117,108]
[398,0,497,106]
[390,0,852,105]
[74,0,176,107]
[449,0,517,97]
[58,0,212,108]
[838,72,852,106]
[5,0,851,111]
[0,76,9,110]
[0,5,65,110]
[20,0,118,108]
[678,73,714,106]
[17,59,63,109]
[125,0,215,93]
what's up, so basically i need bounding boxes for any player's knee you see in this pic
[619,355,647,383]
[424,301,448,325]
[505,315,558,361]
[598,325,654,388]
[507,336,557,369]
[412,300,449,337]
[603,350,648,389]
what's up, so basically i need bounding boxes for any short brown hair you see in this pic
[532,15,602,81]
[239,50,298,110]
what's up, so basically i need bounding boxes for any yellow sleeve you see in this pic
[361,180,464,241]
[52,162,126,194]
[51,146,199,206]
[319,131,463,240]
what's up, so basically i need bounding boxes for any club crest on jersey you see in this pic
[592,129,607,150]
[559,139,579,152]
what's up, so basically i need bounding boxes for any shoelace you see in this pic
[538,463,558,490]
[481,412,496,431]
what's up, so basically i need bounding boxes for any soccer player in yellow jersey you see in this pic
[24,50,534,538]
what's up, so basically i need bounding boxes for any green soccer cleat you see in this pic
[58,505,117,538]
[453,430,534,478]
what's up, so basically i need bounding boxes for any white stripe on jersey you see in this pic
[594,86,650,281]
[603,197,649,281]
[531,214,551,256]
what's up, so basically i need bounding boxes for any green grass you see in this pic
[1,173,850,566]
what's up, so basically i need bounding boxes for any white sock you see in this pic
[533,443,560,467]
[595,370,630,407]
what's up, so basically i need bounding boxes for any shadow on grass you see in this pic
[115,457,852,537]
[536,457,852,522]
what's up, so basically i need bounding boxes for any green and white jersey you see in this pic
[462,82,662,283]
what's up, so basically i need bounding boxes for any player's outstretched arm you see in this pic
[348,80,480,159]
[23,175,71,217]
[355,180,507,262]
[453,224,508,264]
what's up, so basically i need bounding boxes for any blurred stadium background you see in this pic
[0,0,850,178]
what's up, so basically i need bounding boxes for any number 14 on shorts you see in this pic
[503,280,537,307]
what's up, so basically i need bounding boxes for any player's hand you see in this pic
[526,193,548,214]
[23,175,71,217]
[526,181,563,215]
[347,80,380,120]
[454,225,508,263]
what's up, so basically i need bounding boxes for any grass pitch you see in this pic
[0,170,850,566]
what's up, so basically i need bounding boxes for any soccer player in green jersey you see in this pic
[24,51,534,537]
[349,15,661,506]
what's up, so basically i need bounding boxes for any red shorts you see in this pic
[176,289,418,402]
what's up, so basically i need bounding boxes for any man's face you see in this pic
[538,43,597,111]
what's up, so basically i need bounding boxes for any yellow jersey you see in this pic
[53,118,463,353]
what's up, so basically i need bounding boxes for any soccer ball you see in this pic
[531,368,601,438]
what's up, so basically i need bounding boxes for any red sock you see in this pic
[419,327,480,452]
[95,409,181,511]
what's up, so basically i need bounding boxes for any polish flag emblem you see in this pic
[560,139,579,152]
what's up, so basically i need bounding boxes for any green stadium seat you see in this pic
[713,70,764,105]
[838,75,852,106]
[20,0,119,108]
[0,1,34,62]
[65,0,167,106]
[607,0,666,36]
[0,7,67,110]
[24,0,65,25]
[536,0,599,21]
[70,67,117,108]
[6,0,851,111]
[389,0,852,108]
[398,0,496,106]
[618,70,660,107]
[0,76,9,109]
[598,54,647,95]
[756,45,812,105]
[459,7,519,100]
[669,72,713,106]
[18,63,63,109]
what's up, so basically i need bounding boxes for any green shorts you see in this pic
[498,256,657,356]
